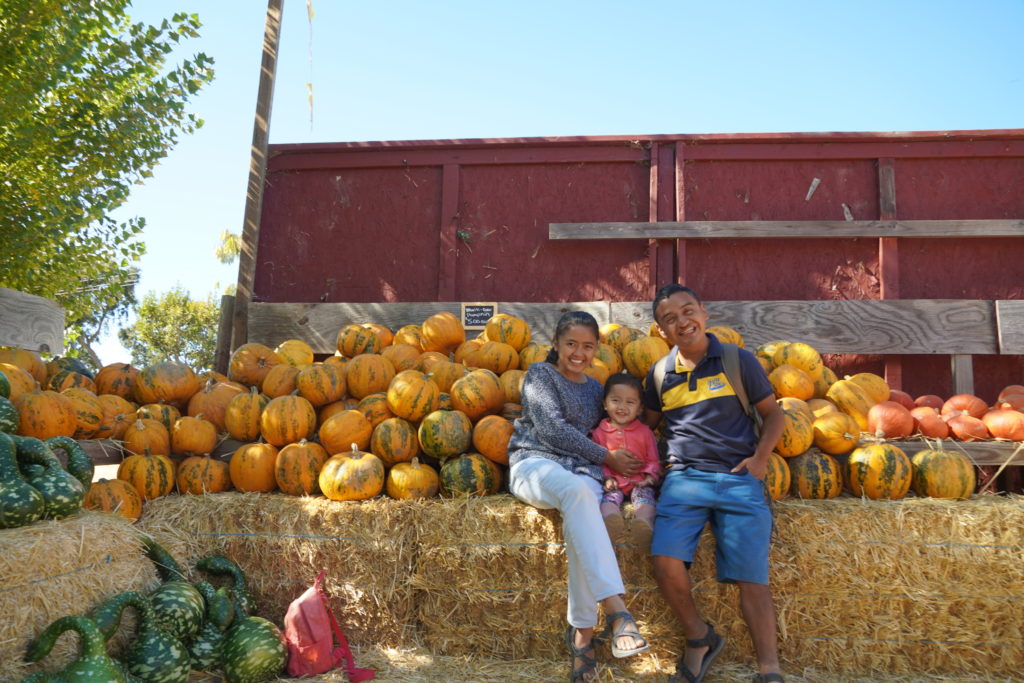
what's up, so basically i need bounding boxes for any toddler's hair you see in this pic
[603,372,644,400]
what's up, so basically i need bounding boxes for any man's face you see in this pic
[654,291,708,349]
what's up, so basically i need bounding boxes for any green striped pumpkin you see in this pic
[371,416,420,467]
[386,370,440,422]
[847,442,912,500]
[222,616,287,683]
[911,448,976,500]
[149,579,206,641]
[764,451,790,501]
[440,452,502,497]
[788,449,843,499]
[418,409,473,460]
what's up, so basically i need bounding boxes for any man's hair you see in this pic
[652,283,702,320]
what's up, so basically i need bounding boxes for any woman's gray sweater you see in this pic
[507,361,608,481]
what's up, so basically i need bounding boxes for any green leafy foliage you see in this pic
[118,287,220,370]
[0,1,214,349]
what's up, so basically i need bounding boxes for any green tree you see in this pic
[118,287,220,370]
[0,0,214,345]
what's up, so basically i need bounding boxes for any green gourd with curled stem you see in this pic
[45,436,94,491]
[195,554,256,616]
[187,580,236,671]
[85,591,189,683]
[22,615,128,682]
[13,436,85,519]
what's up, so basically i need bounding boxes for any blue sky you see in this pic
[96,0,1024,364]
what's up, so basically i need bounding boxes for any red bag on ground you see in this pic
[284,570,375,680]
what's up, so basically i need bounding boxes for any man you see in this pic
[644,284,786,683]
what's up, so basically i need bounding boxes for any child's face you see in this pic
[604,383,642,426]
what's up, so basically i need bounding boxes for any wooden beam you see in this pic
[0,287,64,354]
[549,219,1024,240]
[950,354,975,395]
[996,300,1024,354]
[878,157,902,390]
[610,299,996,354]
[214,294,236,375]
[247,301,612,353]
[674,141,687,285]
[231,0,284,351]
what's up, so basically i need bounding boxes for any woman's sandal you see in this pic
[669,621,726,683]
[565,626,598,682]
[602,610,650,658]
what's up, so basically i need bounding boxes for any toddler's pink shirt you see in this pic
[592,418,662,494]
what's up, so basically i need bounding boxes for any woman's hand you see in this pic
[603,448,642,477]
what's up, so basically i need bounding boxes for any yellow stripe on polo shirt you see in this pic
[661,372,737,411]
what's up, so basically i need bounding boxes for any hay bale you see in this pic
[0,510,158,680]
[137,492,426,647]
[411,493,1024,676]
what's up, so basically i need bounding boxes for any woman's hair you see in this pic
[652,283,701,320]
[603,372,644,400]
[545,311,601,364]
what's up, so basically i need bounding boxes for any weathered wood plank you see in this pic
[248,301,612,353]
[951,354,975,396]
[859,439,1024,468]
[996,300,1024,354]
[610,300,996,354]
[549,219,1024,240]
[0,286,64,354]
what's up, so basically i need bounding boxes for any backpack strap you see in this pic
[652,347,676,410]
[326,607,376,682]
[722,342,763,435]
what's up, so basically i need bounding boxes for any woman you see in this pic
[507,311,649,682]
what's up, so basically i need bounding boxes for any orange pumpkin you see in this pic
[592,343,623,375]
[826,379,875,431]
[911,448,976,499]
[807,398,838,419]
[421,312,465,354]
[82,478,143,521]
[472,414,514,465]
[364,323,394,349]
[994,393,1024,411]
[769,364,814,401]
[61,387,103,439]
[345,354,395,400]
[274,339,315,367]
[453,339,484,365]
[603,326,645,354]
[381,343,423,373]
[171,415,218,455]
[706,326,744,348]
[177,454,233,494]
[887,389,915,410]
[981,409,1024,441]
[186,379,247,433]
[100,362,147,403]
[772,343,824,381]
[583,364,610,385]
[418,409,473,460]
[914,394,945,411]
[754,340,789,372]
[846,443,912,500]
[788,449,843,499]
[319,444,386,501]
[499,369,525,404]
[0,348,46,383]
[910,406,950,439]
[0,362,38,404]
[224,387,270,442]
[16,390,76,439]
[386,370,440,422]
[318,409,373,455]
[386,458,439,499]
[946,414,989,441]
[778,397,813,422]
[370,417,420,467]
[229,442,279,492]
[997,384,1024,403]
[261,363,301,398]
[320,397,360,426]
[296,363,347,407]
[867,401,914,439]
[393,324,424,350]
[336,323,384,357]
[95,394,136,440]
[356,392,393,428]
[450,369,504,422]
[228,343,282,388]
[133,361,200,408]
[845,372,890,404]
[123,418,171,456]
[424,360,468,394]
[48,370,96,393]
[465,341,520,375]
[484,314,531,351]
[260,393,317,447]
[764,451,791,501]
[774,406,814,457]
[118,449,176,499]
[519,343,551,369]
[812,412,859,455]
[275,439,329,495]
[812,366,837,400]
[941,394,988,420]
[136,403,181,432]
[622,337,670,378]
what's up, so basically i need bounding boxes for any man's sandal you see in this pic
[602,610,650,658]
[752,674,785,682]
[565,626,597,682]
[668,621,726,683]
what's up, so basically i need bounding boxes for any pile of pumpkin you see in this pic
[24,538,285,682]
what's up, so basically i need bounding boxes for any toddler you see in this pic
[591,373,662,548]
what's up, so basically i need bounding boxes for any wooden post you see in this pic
[878,157,902,390]
[231,0,284,351]
[214,294,236,374]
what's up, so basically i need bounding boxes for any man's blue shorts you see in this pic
[651,467,772,584]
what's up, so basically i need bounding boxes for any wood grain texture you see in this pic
[549,219,1024,240]
[950,354,975,396]
[249,301,612,352]
[0,286,64,353]
[996,300,1024,354]
[610,300,996,354]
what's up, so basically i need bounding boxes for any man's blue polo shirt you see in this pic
[643,334,773,474]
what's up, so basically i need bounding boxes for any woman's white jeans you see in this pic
[509,456,625,628]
